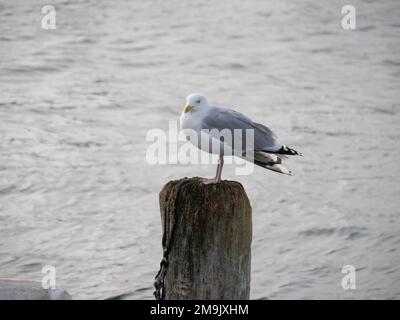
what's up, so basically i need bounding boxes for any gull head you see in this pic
[183,93,208,113]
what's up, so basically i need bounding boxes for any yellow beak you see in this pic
[184,104,193,113]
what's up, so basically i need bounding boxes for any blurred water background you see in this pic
[0,0,399,299]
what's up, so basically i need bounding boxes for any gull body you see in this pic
[180,93,301,184]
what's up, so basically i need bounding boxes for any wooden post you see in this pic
[155,177,252,300]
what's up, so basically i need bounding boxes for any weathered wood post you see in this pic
[154,177,252,300]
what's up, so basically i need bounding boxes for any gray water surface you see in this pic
[0,0,399,299]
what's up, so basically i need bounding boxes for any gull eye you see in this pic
[196,100,201,104]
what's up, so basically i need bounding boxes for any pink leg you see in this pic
[201,156,224,184]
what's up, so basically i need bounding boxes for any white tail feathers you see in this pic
[265,164,292,175]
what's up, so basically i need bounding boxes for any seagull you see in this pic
[179,93,302,184]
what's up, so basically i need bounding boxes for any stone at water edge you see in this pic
[0,279,72,300]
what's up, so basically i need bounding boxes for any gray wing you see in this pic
[201,106,281,151]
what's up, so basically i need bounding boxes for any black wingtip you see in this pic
[273,145,302,156]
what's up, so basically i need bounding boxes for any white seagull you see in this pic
[180,93,302,184]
